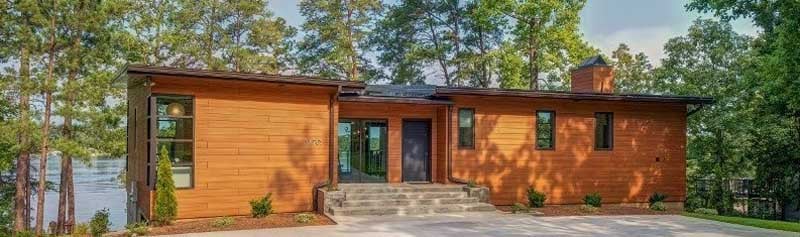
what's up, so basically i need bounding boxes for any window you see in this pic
[536,111,555,149]
[595,112,613,150]
[154,95,194,188]
[458,108,474,148]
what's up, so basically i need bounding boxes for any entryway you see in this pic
[338,119,388,183]
[402,120,431,183]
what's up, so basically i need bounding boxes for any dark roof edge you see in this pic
[339,95,453,105]
[125,65,366,88]
[435,87,714,105]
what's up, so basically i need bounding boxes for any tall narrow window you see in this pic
[536,110,555,149]
[595,112,613,150]
[458,108,474,148]
[155,95,194,188]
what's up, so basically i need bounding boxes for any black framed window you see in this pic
[458,108,474,148]
[536,110,555,150]
[595,112,613,150]
[153,95,194,188]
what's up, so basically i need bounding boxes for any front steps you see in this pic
[320,183,496,216]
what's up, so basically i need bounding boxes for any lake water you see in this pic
[30,155,127,230]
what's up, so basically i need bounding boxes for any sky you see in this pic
[270,0,758,65]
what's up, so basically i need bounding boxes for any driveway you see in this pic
[165,213,796,237]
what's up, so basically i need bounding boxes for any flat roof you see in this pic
[123,65,366,88]
[436,87,713,104]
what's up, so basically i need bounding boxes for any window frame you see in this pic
[151,93,196,189]
[594,112,614,150]
[535,110,556,150]
[457,108,475,149]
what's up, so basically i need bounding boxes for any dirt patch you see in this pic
[497,205,682,216]
[111,213,334,236]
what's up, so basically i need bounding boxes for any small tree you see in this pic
[154,146,177,225]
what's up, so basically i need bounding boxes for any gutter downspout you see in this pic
[315,86,342,212]
[446,104,468,184]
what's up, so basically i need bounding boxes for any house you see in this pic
[123,56,712,222]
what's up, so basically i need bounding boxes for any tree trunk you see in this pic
[477,24,489,88]
[527,20,539,90]
[35,7,57,234]
[427,18,451,85]
[346,0,359,81]
[58,21,82,234]
[450,1,462,86]
[14,39,32,234]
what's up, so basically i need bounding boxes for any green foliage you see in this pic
[694,208,719,215]
[154,146,178,225]
[211,217,235,228]
[610,43,654,93]
[648,192,668,206]
[684,212,800,233]
[72,223,90,236]
[13,230,34,237]
[510,203,530,214]
[579,204,599,213]
[249,193,273,218]
[466,180,477,188]
[583,192,602,207]
[650,202,667,211]
[526,187,546,208]
[89,209,111,237]
[125,222,149,237]
[294,213,315,224]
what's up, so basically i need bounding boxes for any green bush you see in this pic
[526,187,546,208]
[125,222,149,236]
[154,146,178,225]
[250,193,274,218]
[89,208,111,237]
[583,192,602,207]
[649,192,668,206]
[650,201,667,211]
[294,213,315,223]
[73,223,90,236]
[466,179,477,188]
[510,202,530,214]
[13,230,35,237]
[694,208,719,215]
[211,217,235,228]
[580,204,599,213]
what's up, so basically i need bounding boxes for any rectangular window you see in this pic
[458,108,474,148]
[595,112,613,150]
[536,111,555,150]
[154,95,194,188]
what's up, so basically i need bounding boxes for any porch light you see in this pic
[166,102,185,116]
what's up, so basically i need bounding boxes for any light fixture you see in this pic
[166,102,185,116]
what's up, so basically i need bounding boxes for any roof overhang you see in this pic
[435,87,714,105]
[339,95,453,105]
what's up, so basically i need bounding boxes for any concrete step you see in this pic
[339,185,464,193]
[330,203,496,216]
[345,192,468,200]
[342,197,479,207]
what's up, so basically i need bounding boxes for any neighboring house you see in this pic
[122,56,712,221]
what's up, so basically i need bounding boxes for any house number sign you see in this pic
[305,138,322,146]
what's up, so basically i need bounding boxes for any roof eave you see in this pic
[435,87,714,105]
[125,65,366,88]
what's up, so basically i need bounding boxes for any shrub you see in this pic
[294,213,316,223]
[125,222,149,236]
[510,202,530,214]
[694,208,719,215]
[466,179,477,188]
[583,192,602,207]
[649,192,668,206]
[89,208,111,237]
[650,201,667,211]
[580,204,599,213]
[527,187,546,208]
[154,146,178,225]
[13,231,35,237]
[250,193,274,218]
[211,217,235,228]
[73,223,90,236]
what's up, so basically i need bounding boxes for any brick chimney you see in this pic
[571,55,614,94]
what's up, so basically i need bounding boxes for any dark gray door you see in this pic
[402,120,431,182]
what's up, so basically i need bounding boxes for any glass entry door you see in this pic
[338,119,388,183]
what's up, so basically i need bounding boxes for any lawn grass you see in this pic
[683,212,800,233]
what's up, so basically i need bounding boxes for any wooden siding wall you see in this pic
[339,102,443,183]
[449,95,687,205]
[127,77,152,220]
[149,76,336,219]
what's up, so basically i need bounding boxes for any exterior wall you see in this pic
[149,76,336,219]
[339,102,443,183]
[126,77,152,221]
[448,95,687,206]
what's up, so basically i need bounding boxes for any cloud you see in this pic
[584,26,682,65]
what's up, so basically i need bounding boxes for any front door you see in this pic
[402,120,431,182]
[338,119,388,183]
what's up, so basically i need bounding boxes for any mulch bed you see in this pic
[497,205,682,216]
[110,213,334,236]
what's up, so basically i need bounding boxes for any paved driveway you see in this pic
[166,213,796,237]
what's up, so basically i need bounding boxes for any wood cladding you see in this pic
[448,95,687,206]
[147,76,337,219]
